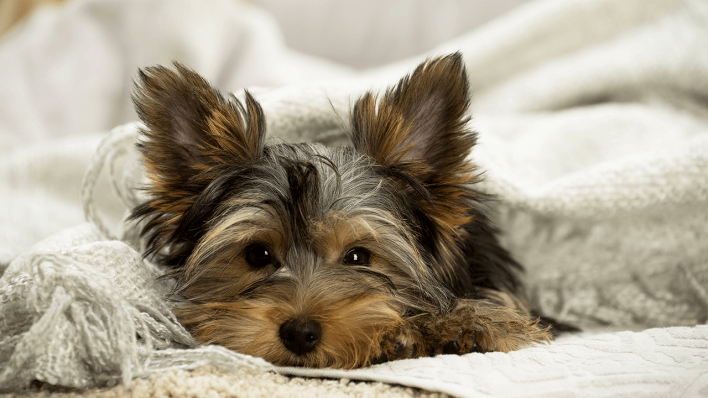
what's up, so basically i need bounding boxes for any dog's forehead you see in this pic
[234,143,409,243]
[262,143,388,210]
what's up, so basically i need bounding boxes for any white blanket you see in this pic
[1,0,707,396]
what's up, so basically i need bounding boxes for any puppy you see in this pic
[130,53,555,369]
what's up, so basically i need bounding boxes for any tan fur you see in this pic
[176,282,404,369]
[309,210,427,275]
[376,299,551,360]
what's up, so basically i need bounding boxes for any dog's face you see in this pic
[131,54,508,368]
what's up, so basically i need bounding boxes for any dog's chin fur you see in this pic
[129,53,556,369]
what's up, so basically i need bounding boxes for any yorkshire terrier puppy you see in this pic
[130,53,557,369]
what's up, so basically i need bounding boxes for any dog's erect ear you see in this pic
[133,63,266,187]
[351,53,475,178]
[130,63,266,263]
[350,53,478,230]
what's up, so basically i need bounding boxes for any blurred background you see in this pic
[1,0,529,67]
[0,0,530,148]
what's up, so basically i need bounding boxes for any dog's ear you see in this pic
[131,63,266,262]
[133,62,266,189]
[351,52,474,175]
[351,53,478,228]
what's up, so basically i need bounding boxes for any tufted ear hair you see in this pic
[350,53,479,229]
[132,62,266,192]
[130,63,267,260]
[351,53,475,177]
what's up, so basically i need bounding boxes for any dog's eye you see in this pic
[245,243,275,269]
[342,247,371,266]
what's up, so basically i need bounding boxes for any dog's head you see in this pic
[131,53,515,368]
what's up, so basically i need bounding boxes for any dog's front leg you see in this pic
[417,298,552,355]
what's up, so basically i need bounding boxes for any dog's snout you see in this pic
[279,318,322,356]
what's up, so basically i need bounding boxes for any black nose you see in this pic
[279,318,322,356]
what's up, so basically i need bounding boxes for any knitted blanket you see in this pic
[2,0,708,396]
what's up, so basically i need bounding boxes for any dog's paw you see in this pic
[424,325,482,356]
[407,309,481,356]
[370,320,425,365]
[369,299,552,365]
[420,299,552,354]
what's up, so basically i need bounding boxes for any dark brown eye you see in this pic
[342,247,371,266]
[245,243,275,269]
